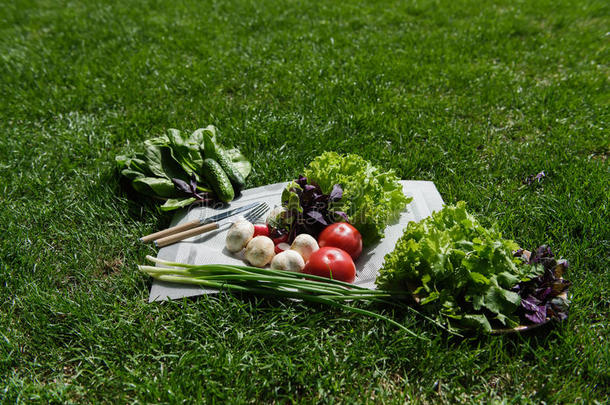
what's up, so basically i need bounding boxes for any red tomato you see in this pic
[318,223,363,260]
[302,247,356,283]
[253,224,270,238]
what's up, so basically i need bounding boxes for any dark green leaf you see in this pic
[159,146,190,181]
[166,128,202,177]
[132,177,178,198]
[225,148,252,179]
[143,146,167,178]
[160,197,197,211]
[120,169,145,180]
[482,284,521,315]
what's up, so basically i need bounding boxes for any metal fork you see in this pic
[242,202,270,224]
[155,202,270,248]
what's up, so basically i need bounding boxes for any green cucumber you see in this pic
[201,158,234,202]
[203,133,246,192]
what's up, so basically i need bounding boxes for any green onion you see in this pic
[139,256,458,339]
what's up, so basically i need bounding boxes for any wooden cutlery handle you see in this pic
[140,219,201,242]
[154,222,220,248]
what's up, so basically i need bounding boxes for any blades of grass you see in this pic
[332,303,428,341]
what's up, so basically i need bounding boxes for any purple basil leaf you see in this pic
[521,296,541,312]
[296,175,308,188]
[512,245,571,325]
[306,210,328,225]
[524,305,547,324]
[280,176,346,242]
[511,245,571,323]
[530,245,554,264]
[535,287,552,301]
[172,178,192,194]
[333,210,349,222]
[554,259,568,278]
[551,279,571,296]
[312,191,327,203]
[329,184,343,201]
[548,299,569,321]
[189,173,198,192]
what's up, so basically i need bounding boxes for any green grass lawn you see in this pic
[1,0,608,402]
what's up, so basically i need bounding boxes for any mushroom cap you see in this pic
[270,250,305,272]
[244,236,275,267]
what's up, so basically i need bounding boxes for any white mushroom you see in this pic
[244,236,275,267]
[270,250,305,272]
[290,234,319,262]
[225,220,255,253]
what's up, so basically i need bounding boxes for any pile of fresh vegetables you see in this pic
[376,202,571,332]
[219,152,403,281]
[138,152,571,335]
[271,152,411,246]
[116,125,251,210]
[224,213,361,283]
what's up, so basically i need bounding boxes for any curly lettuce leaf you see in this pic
[376,202,532,332]
[304,152,410,245]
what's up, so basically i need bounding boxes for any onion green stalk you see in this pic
[139,256,458,339]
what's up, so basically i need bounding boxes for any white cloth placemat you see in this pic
[149,180,444,302]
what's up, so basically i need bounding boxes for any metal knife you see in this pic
[154,202,269,248]
[140,201,261,243]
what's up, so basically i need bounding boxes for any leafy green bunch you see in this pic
[304,152,411,246]
[116,126,251,211]
[376,202,543,332]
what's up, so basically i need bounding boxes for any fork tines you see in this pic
[244,202,269,223]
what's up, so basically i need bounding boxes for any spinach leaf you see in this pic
[166,129,203,180]
[132,177,179,198]
[142,146,167,178]
[160,197,197,211]
[226,148,252,179]
[159,146,190,181]
[120,169,145,180]
[116,154,156,178]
